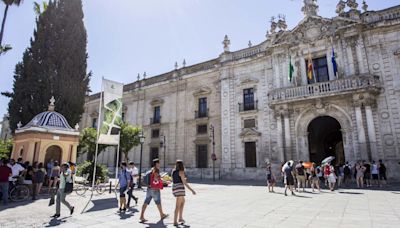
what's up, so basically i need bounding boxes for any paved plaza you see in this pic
[1,180,400,228]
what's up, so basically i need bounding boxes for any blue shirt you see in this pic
[118,169,131,188]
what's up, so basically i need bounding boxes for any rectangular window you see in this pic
[243,88,255,111]
[198,97,208,118]
[92,118,98,129]
[306,56,329,84]
[244,119,256,129]
[150,147,159,166]
[153,106,161,123]
[196,144,208,168]
[197,124,208,135]
[244,142,257,167]
[151,129,160,138]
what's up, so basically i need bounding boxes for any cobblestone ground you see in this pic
[0,181,400,228]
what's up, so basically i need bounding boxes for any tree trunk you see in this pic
[0,5,9,46]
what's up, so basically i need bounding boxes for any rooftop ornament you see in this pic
[182,59,186,68]
[302,0,319,17]
[222,35,230,52]
[270,16,277,34]
[48,96,55,111]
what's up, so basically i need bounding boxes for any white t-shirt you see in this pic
[371,164,379,175]
[8,163,25,181]
[127,167,139,184]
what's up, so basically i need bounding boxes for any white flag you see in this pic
[98,78,124,145]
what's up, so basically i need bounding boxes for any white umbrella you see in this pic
[321,156,335,165]
[282,160,294,172]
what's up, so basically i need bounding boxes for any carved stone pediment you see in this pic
[273,16,358,45]
[239,78,259,86]
[239,128,261,138]
[193,87,212,97]
[150,98,164,106]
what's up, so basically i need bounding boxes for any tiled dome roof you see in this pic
[22,111,73,130]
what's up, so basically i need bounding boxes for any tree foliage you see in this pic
[119,122,141,161]
[78,128,108,160]
[7,0,90,132]
[0,138,13,159]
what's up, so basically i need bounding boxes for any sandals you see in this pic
[161,214,169,220]
[179,219,186,224]
[139,218,148,223]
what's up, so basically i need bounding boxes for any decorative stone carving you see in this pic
[239,78,259,87]
[336,0,346,15]
[222,35,230,52]
[270,16,277,34]
[150,98,164,106]
[301,0,319,17]
[277,14,287,31]
[193,87,212,97]
[248,40,252,47]
[362,0,368,12]
[347,0,359,10]
[239,128,261,138]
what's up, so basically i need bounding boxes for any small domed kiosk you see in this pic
[11,97,80,165]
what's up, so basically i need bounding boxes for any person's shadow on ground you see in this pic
[117,208,138,220]
[44,217,67,227]
[143,220,167,228]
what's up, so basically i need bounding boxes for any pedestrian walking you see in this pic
[371,161,379,187]
[172,160,196,226]
[24,165,36,200]
[378,159,387,186]
[356,162,366,188]
[46,159,54,186]
[282,161,296,196]
[0,159,12,206]
[327,164,337,191]
[48,161,60,193]
[343,162,352,186]
[52,163,74,218]
[266,162,275,193]
[126,161,139,208]
[364,161,371,187]
[337,165,344,188]
[310,164,320,192]
[295,161,306,192]
[35,163,46,195]
[139,159,168,223]
[116,162,131,212]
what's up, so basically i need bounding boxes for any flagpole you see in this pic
[115,132,121,179]
[92,78,104,190]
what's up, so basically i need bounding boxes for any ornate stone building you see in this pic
[80,1,400,179]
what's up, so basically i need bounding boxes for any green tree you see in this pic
[6,0,90,132]
[119,123,141,161]
[78,128,108,161]
[0,0,23,53]
[0,138,13,159]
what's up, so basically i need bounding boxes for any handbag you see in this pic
[64,182,73,194]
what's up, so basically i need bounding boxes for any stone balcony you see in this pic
[268,74,381,106]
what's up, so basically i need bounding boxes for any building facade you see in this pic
[80,1,400,180]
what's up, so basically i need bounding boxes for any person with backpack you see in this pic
[139,159,168,223]
[116,162,131,212]
[343,162,352,186]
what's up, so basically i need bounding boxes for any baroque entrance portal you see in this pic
[308,116,345,165]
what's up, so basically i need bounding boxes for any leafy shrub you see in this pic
[76,161,108,183]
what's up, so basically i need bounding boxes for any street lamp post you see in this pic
[160,135,166,172]
[138,131,145,189]
[210,124,216,182]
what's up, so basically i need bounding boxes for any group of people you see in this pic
[267,159,389,196]
[117,158,196,226]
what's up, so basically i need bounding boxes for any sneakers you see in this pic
[70,206,75,215]
[51,214,60,218]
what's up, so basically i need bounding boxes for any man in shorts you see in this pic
[295,161,306,192]
[139,159,168,223]
[117,162,131,212]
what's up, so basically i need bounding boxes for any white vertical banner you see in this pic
[97,78,124,145]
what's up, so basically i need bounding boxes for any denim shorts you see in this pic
[144,189,161,205]
[119,186,127,197]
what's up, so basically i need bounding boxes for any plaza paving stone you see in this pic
[0,181,399,228]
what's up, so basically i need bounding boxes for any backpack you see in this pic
[344,165,351,175]
[143,169,153,186]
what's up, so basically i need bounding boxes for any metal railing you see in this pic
[195,109,209,119]
[268,74,381,104]
[150,116,161,124]
[238,100,258,112]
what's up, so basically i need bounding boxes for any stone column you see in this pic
[276,112,285,162]
[283,110,291,159]
[354,104,368,160]
[365,104,379,161]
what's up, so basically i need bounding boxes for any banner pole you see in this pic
[115,132,121,179]
[92,79,104,189]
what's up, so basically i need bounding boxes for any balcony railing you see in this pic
[268,74,381,105]
[150,116,161,125]
[195,109,209,119]
[239,100,258,112]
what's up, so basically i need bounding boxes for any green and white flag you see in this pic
[98,78,124,145]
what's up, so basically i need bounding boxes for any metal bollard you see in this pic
[109,181,112,194]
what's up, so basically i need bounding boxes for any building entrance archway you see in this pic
[308,116,345,165]
[44,145,62,166]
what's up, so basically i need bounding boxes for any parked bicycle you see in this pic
[74,175,106,196]
[9,177,30,202]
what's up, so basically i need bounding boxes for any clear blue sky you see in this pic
[0,0,398,123]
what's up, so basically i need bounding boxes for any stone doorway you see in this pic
[44,145,62,166]
[308,116,345,165]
